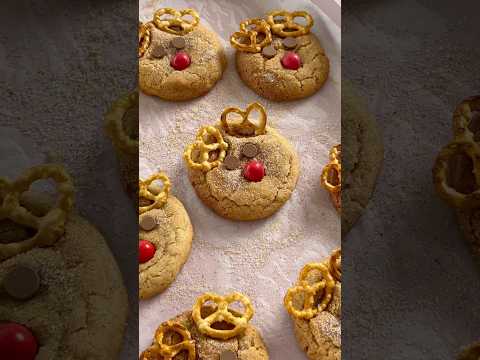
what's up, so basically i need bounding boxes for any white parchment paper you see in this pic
[139,0,341,358]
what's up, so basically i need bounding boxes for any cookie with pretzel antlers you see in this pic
[0,164,128,359]
[138,172,193,299]
[284,248,342,360]
[230,10,329,101]
[140,292,269,359]
[139,8,227,101]
[184,102,300,221]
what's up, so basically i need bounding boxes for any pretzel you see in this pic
[221,102,267,137]
[192,292,254,340]
[153,8,200,36]
[433,96,480,209]
[230,18,272,53]
[0,164,74,261]
[139,172,171,214]
[138,22,151,58]
[140,321,195,360]
[266,10,314,38]
[328,248,342,282]
[321,144,341,210]
[105,91,139,155]
[184,126,229,172]
[284,262,335,320]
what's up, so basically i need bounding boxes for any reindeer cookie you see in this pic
[0,165,127,359]
[139,8,227,101]
[284,249,341,360]
[138,172,193,299]
[105,90,138,203]
[183,102,300,221]
[230,10,329,101]
[140,292,269,360]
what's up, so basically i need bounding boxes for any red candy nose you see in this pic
[0,323,38,360]
[170,51,191,70]
[281,51,301,70]
[139,240,156,263]
[244,160,265,182]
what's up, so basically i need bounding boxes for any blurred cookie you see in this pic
[139,8,227,101]
[457,340,480,360]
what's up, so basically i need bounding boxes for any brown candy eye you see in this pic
[223,155,241,170]
[241,143,259,158]
[140,215,157,231]
[150,45,166,59]
[171,37,186,50]
[262,45,276,59]
[3,265,40,300]
[282,37,297,49]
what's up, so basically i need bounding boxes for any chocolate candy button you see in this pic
[220,350,237,360]
[262,45,276,59]
[224,155,241,170]
[140,215,157,231]
[3,265,40,300]
[241,143,259,158]
[282,37,297,49]
[171,37,186,49]
[150,46,166,59]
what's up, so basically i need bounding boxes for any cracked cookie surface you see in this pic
[0,194,128,359]
[187,126,300,221]
[139,24,227,101]
[235,34,329,101]
[139,196,193,299]
[342,81,383,235]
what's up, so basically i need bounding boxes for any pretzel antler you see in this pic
[153,8,200,36]
[184,126,228,172]
[139,22,152,58]
[321,144,341,210]
[230,18,272,53]
[221,102,267,137]
[138,172,171,214]
[266,10,314,37]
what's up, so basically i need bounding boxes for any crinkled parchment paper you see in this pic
[139,0,340,358]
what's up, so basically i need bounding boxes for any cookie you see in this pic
[321,144,341,211]
[284,249,341,360]
[183,102,300,221]
[0,165,128,359]
[105,91,139,203]
[458,340,480,360]
[139,8,227,101]
[342,81,383,235]
[140,292,269,359]
[138,172,193,299]
[231,11,329,101]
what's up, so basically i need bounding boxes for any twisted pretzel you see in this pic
[284,262,335,320]
[139,172,171,214]
[266,10,314,38]
[230,18,272,53]
[140,321,195,360]
[0,164,74,261]
[105,91,139,155]
[433,96,480,209]
[321,144,341,210]
[184,126,229,172]
[329,248,342,282]
[138,22,151,58]
[153,8,200,36]
[221,102,267,137]
[192,292,254,340]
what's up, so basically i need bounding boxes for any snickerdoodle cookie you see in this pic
[140,292,269,360]
[342,81,383,235]
[0,165,127,359]
[138,172,193,300]
[230,10,329,101]
[183,103,300,221]
[105,90,138,203]
[139,8,227,101]
[284,249,341,360]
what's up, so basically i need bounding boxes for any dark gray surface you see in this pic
[344,1,480,358]
[0,1,137,358]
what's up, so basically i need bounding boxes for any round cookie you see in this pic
[139,8,227,101]
[184,103,300,221]
[105,91,138,204]
[342,81,383,235]
[138,172,193,299]
[0,165,128,359]
[458,340,480,360]
[231,11,329,101]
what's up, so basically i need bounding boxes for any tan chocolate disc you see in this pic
[220,350,238,360]
[224,155,241,170]
[241,143,259,158]
[262,45,277,59]
[282,37,297,49]
[140,215,157,231]
[171,37,186,49]
[150,46,166,59]
[3,265,40,300]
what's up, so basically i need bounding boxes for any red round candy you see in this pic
[170,51,191,70]
[243,160,265,182]
[281,51,301,70]
[139,240,156,263]
[0,322,38,360]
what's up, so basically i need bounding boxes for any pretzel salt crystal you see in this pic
[220,102,267,137]
[266,10,314,38]
[138,172,171,214]
[153,8,200,36]
[0,164,74,261]
[192,292,254,340]
[184,126,228,172]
